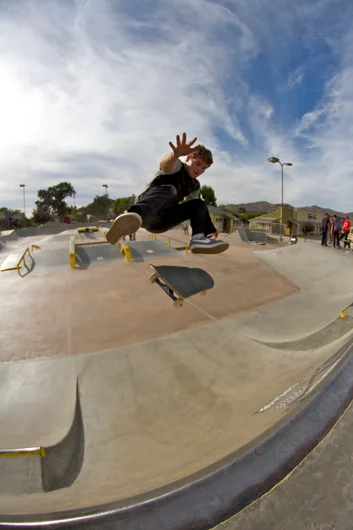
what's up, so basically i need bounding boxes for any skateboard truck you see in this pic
[149,273,184,307]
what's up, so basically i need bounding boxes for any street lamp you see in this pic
[102,184,108,220]
[267,157,293,241]
[19,184,26,226]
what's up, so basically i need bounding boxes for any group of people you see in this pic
[321,214,351,248]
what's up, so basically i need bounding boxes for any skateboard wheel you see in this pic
[174,299,183,308]
[339,312,345,319]
[149,273,158,283]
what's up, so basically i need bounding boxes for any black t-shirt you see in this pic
[136,159,200,203]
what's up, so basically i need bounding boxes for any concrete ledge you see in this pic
[1,340,353,529]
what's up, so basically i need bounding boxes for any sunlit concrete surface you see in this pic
[0,227,352,527]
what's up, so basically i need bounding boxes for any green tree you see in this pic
[86,194,114,218]
[35,182,76,218]
[0,207,23,217]
[32,203,53,224]
[74,206,88,223]
[113,196,136,215]
[200,185,217,206]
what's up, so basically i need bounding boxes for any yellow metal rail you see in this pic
[0,245,40,275]
[98,227,106,239]
[120,243,131,262]
[0,446,46,458]
[75,240,107,247]
[76,226,100,233]
[339,302,353,319]
[70,236,76,269]
[151,233,189,254]
[70,236,131,265]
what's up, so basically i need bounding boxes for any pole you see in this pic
[102,184,108,220]
[23,186,26,219]
[281,163,284,240]
[20,184,26,227]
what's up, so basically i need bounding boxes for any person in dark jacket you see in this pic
[106,133,229,254]
[332,215,341,248]
[321,213,330,247]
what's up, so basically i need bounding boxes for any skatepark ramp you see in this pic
[2,239,353,528]
[0,381,84,496]
[236,228,280,245]
[123,240,182,261]
[0,230,19,244]
[71,235,126,269]
[1,340,353,529]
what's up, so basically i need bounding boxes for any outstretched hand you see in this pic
[169,133,199,158]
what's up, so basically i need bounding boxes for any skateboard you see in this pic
[149,264,214,308]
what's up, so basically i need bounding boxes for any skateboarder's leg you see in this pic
[106,185,178,244]
[170,199,216,236]
[128,185,179,230]
[107,185,229,253]
[139,198,229,254]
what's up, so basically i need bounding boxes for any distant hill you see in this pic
[222,201,286,214]
[298,205,353,218]
[221,202,353,217]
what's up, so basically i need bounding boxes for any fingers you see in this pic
[169,133,198,154]
[189,143,200,152]
[173,133,197,146]
[187,137,197,147]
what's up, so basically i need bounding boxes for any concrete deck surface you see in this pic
[0,228,352,527]
[217,397,353,530]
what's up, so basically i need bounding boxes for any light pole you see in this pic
[267,157,293,241]
[19,184,26,227]
[102,184,108,220]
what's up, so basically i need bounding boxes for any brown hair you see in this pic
[189,144,213,166]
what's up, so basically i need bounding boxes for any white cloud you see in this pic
[0,0,352,214]
[279,67,305,92]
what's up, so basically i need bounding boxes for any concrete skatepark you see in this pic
[0,224,353,529]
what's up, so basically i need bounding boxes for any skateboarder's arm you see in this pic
[159,153,182,174]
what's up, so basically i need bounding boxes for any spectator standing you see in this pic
[328,216,334,245]
[339,216,351,243]
[321,213,330,247]
[332,215,341,248]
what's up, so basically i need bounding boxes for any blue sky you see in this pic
[0,0,353,214]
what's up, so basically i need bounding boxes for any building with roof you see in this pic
[207,205,242,233]
[249,206,344,237]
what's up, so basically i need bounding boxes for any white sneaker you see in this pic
[106,212,142,245]
[189,233,229,254]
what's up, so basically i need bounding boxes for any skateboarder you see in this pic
[106,133,229,254]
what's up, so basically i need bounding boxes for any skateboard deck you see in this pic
[149,264,214,307]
